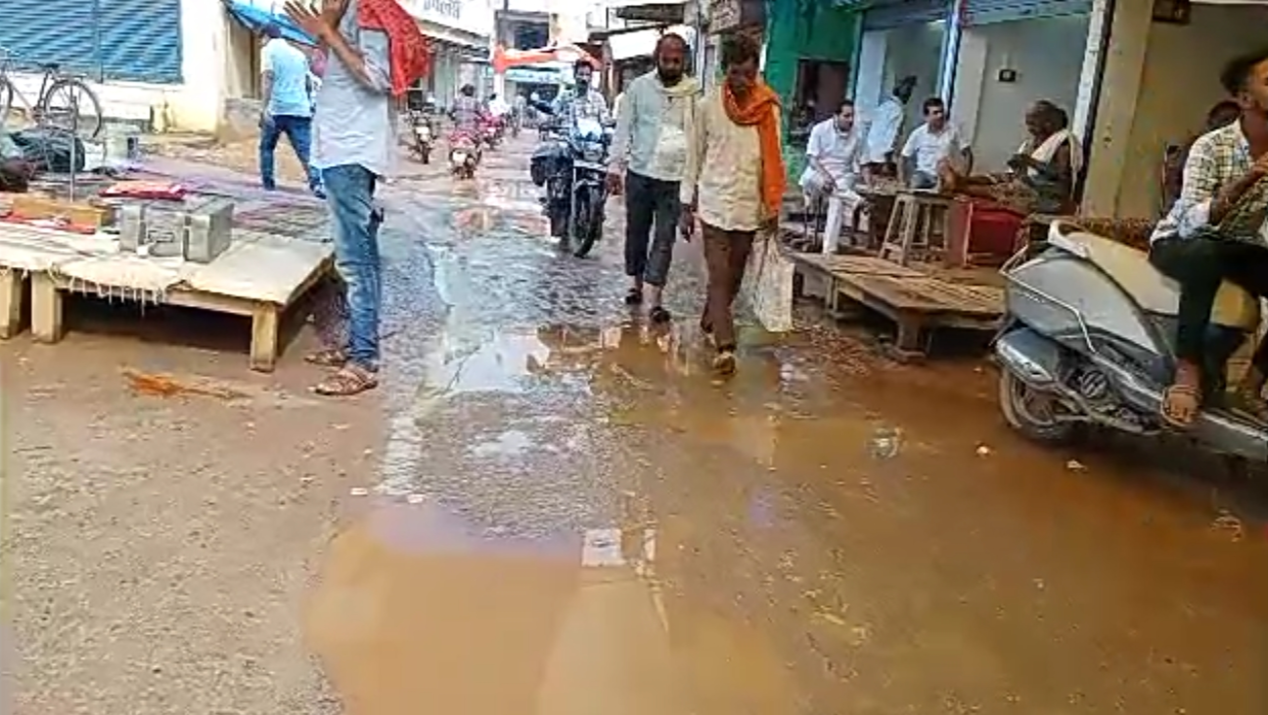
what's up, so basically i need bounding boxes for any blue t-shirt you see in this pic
[262,38,312,118]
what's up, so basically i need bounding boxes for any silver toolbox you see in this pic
[185,198,234,263]
[117,198,235,263]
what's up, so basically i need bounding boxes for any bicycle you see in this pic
[0,46,104,140]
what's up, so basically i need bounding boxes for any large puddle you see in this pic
[304,140,1268,714]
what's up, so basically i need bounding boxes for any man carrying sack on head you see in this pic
[679,33,786,377]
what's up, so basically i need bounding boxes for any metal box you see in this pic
[116,198,235,263]
[185,198,234,263]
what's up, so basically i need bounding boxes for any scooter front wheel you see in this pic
[998,369,1080,445]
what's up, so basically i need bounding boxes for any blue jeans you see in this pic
[260,114,320,190]
[322,164,383,369]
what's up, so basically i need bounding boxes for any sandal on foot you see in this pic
[624,288,644,306]
[1227,388,1268,424]
[712,350,736,376]
[1160,382,1200,429]
[313,363,378,397]
[649,306,671,324]
[304,347,347,367]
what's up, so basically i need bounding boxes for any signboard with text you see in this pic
[406,0,494,39]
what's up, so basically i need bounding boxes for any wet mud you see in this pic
[5,133,1263,714]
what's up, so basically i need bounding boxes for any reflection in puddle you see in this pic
[470,428,534,460]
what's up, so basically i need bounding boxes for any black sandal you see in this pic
[649,306,671,324]
[624,288,643,306]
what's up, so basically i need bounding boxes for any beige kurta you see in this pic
[680,89,777,233]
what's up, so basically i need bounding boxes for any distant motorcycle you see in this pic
[408,109,435,164]
[530,113,613,258]
[479,115,502,150]
[449,130,480,180]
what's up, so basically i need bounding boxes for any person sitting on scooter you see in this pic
[1150,47,1268,428]
[450,83,482,135]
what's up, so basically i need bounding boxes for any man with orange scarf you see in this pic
[285,0,426,397]
[679,33,785,376]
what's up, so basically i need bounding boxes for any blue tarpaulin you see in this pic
[223,0,317,46]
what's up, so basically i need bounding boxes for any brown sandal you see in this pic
[1227,387,1268,424]
[1160,383,1200,429]
[304,348,347,367]
[313,363,378,397]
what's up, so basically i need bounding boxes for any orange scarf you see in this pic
[723,81,785,221]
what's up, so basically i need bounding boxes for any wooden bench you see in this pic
[791,252,1003,360]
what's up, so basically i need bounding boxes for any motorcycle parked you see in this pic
[529,116,613,258]
[449,131,480,180]
[994,219,1268,463]
[408,109,435,164]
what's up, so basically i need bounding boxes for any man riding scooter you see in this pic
[1150,48,1268,428]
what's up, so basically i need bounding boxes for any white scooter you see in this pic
[994,220,1268,462]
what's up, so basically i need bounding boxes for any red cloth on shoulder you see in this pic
[357,0,430,97]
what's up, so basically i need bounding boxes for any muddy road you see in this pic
[4,134,1265,714]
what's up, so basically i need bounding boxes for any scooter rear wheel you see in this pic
[998,370,1079,444]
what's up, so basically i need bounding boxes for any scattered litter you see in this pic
[349,487,369,497]
[976,444,992,457]
[1066,459,1086,471]
[869,427,902,459]
[1211,511,1244,542]
[815,611,847,626]
[122,368,245,400]
[1033,578,1046,591]
[405,493,425,504]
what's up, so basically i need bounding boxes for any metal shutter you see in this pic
[98,0,183,83]
[862,0,952,31]
[0,0,100,77]
[960,0,1092,26]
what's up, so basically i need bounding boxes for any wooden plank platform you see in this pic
[0,223,334,372]
[791,249,1004,360]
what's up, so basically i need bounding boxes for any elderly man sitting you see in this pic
[798,100,867,254]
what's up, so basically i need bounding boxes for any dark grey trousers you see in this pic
[624,170,681,287]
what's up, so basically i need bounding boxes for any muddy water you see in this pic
[303,137,1267,714]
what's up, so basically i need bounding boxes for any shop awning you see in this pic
[222,0,317,46]
[492,44,602,74]
[606,25,696,61]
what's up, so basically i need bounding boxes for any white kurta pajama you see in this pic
[798,118,866,253]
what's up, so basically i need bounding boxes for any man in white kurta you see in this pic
[861,75,917,175]
[799,101,866,254]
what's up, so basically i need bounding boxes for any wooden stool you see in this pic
[877,191,952,265]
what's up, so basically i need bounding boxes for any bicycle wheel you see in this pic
[0,75,13,123]
[40,78,103,140]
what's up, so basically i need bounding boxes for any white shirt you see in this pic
[607,71,699,182]
[863,96,904,164]
[901,122,967,176]
[488,98,510,117]
[681,88,770,232]
[799,118,863,190]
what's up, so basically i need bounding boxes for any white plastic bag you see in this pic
[743,231,794,333]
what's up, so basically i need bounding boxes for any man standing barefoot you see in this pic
[286,0,425,396]
[679,34,785,375]
[607,33,699,323]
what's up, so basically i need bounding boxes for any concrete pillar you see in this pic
[854,30,889,112]
[950,29,988,144]
[1078,0,1152,217]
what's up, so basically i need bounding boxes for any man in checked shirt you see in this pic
[1149,48,1268,428]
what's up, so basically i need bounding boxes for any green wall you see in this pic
[762,0,861,182]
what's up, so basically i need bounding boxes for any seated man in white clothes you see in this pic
[798,100,867,253]
[898,96,971,190]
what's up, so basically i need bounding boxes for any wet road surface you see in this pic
[8,134,1268,714]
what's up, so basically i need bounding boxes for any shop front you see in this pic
[949,0,1093,175]
[852,0,953,133]
[1082,0,1268,219]
[403,0,493,107]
